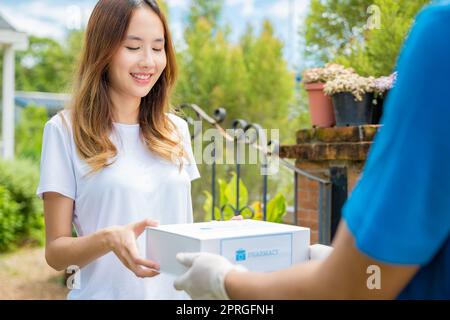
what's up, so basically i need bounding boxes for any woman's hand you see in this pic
[230,215,244,221]
[105,219,160,278]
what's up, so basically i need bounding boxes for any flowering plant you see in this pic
[324,73,377,101]
[373,72,398,93]
[302,63,355,84]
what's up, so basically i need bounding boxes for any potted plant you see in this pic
[372,72,397,124]
[302,64,355,128]
[324,73,378,127]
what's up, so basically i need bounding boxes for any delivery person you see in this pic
[173,1,450,299]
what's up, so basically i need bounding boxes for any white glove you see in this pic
[174,252,248,300]
[309,244,334,260]
[174,244,333,300]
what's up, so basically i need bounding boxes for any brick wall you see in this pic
[280,125,380,245]
[296,163,364,244]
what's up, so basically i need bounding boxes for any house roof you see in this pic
[0,13,16,31]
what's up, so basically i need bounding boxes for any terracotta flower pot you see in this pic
[304,82,336,128]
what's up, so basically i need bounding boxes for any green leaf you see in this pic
[266,193,287,223]
[202,191,221,221]
[225,173,248,210]
[218,178,228,208]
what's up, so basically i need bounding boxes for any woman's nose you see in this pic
[138,48,156,69]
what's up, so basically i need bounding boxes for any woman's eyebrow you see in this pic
[127,35,143,41]
[126,35,165,43]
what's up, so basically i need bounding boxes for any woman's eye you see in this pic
[153,48,163,52]
[126,47,140,51]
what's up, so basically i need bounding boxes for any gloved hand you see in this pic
[309,244,334,260]
[174,244,334,300]
[173,252,248,300]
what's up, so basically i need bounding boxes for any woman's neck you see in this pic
[109,88,141,124]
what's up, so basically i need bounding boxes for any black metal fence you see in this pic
[178,103,334,245]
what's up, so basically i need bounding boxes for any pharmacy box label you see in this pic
[221,233,292,272]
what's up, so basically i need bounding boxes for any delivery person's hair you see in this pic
[67,0,184,176]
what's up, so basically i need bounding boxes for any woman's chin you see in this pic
[131,88,152,98]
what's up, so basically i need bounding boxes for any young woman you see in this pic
[36,0,199,299]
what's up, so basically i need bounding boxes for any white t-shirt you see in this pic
[36,109,200,300]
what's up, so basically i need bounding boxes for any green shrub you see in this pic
[0,185,22,251]
[0,159,44,251]
[15,105,49,163]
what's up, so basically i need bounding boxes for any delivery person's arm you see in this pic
[174,221,419,299]
[224,221,418,299]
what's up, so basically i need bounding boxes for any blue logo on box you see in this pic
[235,248,280,262]
[235,249,246,261]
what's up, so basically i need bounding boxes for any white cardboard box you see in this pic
[146,219,310,276]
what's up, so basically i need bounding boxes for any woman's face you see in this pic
[108,6,167,99]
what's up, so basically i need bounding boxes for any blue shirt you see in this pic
[343,2,450,299]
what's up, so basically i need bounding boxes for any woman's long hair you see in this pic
[69,0,183,175]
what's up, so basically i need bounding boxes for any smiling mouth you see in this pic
[130,73,152,80]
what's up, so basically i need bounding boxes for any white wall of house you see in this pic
[0,21,28,159]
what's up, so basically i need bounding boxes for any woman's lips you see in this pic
[130,72,152,85]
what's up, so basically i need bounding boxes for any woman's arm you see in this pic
[44,192,160,277]
[225,221,419,299]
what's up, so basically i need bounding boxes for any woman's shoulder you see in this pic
[46,109,72,127]
[45,109,74,139]
[166,112,188,131]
